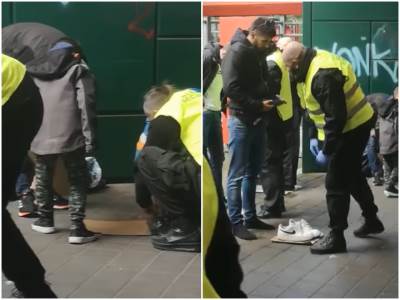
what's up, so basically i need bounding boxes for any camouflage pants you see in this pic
[34,148,88,229]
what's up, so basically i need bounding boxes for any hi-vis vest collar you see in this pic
[267,50,293,121]
[155,89,202,165]
[303,50,374,141]
[203,157,220,298]
[2,54,26,106]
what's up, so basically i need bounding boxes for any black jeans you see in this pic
[137,146,200,227]
[283,115,301,190]
[326,118,379,231]
[382,152,398,189]
[260,120,286,213]
[2,73,56,297]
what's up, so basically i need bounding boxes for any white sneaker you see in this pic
[277,219,313,242]
[299,219,322,238]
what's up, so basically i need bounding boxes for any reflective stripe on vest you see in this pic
[267,50,293,121]
[154,89,202,165]
[2,54,26,106]
[304,50,374,141]
[203,157,220,298]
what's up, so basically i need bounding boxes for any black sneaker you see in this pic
[257,204,282,219]
[245,218,275,230]
[151,227,200,252]
[354,217,384,237]
[18,190,37,218]
[373,173,384,186]
[69,224,99,244]
[384,185,398,198]
[310,231,347,254]
[31,217,55,234]
[53,194,69,210]
[149,216,170,236]
[232,223,257,240]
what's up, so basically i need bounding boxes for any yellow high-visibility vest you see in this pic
[203,157,220,298]
[304,50,374,141]
[2,54,26,106]
[267,50,293,121]
[155,89,202,165]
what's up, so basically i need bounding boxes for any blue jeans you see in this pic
[227,116,265,224]
[366,135,382,175]
[203,110,225,202]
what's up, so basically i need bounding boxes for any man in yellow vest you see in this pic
[2,54,57,297]
[258,37,302,219]
[137,85,201,252]
[282,41,383,254]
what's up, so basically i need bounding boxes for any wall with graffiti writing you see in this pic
[2,2,201,181]
[302,1,398,172]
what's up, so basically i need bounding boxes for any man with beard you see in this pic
[222,18,279,240]
[282,41,383,254]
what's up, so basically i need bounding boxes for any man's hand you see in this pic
[262,99,274,111]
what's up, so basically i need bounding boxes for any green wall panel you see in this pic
[372,22,398,60]
[3,2,200,181]
[156,39,201,88]
[302,2,398,173]
[157,2,200,37]
[312,21,371,93]
[11,2,155,114]
[96,116,145,182]
[2,2,13,26]
[311,2,398,21]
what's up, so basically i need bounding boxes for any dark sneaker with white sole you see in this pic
[151,227,200,252]
[310,231,347,254]
[31,218,55,234]
[69,225,99,244]
[384,185,398,198]
[53,194,69,210]
[18,190,38,218]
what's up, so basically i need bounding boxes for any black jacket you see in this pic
[2,22,84,80]
[221,28,278,125]
[203,42,221,94]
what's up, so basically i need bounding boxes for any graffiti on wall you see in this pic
[324,40,398,83]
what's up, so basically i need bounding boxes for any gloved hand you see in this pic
[316,150,328,166]
[309,138,319,157]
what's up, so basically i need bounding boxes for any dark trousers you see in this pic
[2,73,56,297]
[283,116,301,190]
[260,121,286,213]
[382,152,398,188]
[137,146,200,227]
[34,148,87,229]
[203,110,225,202]
[326,118,379,231]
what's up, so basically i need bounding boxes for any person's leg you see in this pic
[226,116,250,225]
[383,152,398,197]
[259,124,285,217]
[63,148,98,244]
[32,154,57,233]
[283,118,301,191]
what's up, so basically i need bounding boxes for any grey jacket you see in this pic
[30,61,96,155]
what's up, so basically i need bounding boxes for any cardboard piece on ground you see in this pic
[271,235,320,245]
[84,219,150,236]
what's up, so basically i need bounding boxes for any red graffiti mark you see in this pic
[128,3,155,40]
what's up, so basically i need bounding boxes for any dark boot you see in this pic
[353,216,384,238]
[151,217,200,252]
[232,223,257,240]
[69,222,99,244]
[310,231,347,254]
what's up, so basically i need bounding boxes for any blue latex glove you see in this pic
[309,138,320,157]
[316,150,328,166]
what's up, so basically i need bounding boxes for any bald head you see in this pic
[276,37,293,51]
[282,41,305,72]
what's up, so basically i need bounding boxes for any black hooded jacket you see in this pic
[221,28,279,125]
[2,22,83,80]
